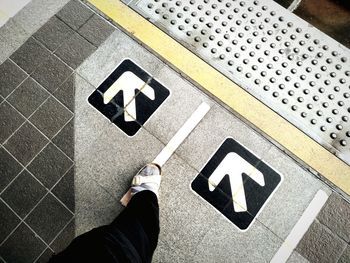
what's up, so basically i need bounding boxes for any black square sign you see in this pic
[191,138,282,231]
[88,59,170,136]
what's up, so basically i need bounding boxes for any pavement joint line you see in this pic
[5,57,75,115]
[2,94,75,164]
[32,216,74,263]
[0,167,26,196]
[2,118,52,166]
[47,216,75,250]
[270,190,329,263]
[47,164,76,214]
[0,164,75,246]
[1,75,30,102]
[8,41,77,104]
[316,217,350,245]
[0,194,51,248]
[86,0,350,196]
[53,12,97,48]
[153,102,210,166]
[0,165,41,198]
[0,163,75,247]
[32,246,51,263]
[0,197,23,245]
[2,58,29,100]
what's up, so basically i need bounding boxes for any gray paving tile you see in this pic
[52,119,74,160]
[160,154,199,200]
[257,146,331,240]
[29,96,73,139]
[50,220,74,253]
[0,146,22,192]
[77,29,164,87]
[7,77,49,117]
[73,74,112,162]
[0,19,29,51]
[56,0,93,30]
[1,170,47,218]
[4,122,48,166]
[76,119,165,201]
[32,54,73,93]
[193,215,282,263]
[317,193,350,243]
[35,248,54,263]
[339,245,350,263]
[176,103,272,171]
[25,193,73,243]
[144,65,213,144]
[158,156,220,260]
[10,37,50,74]
[0,223,46,263]
[53,74,75,111]
[0,102,25,144]
[27,143,73,189]
[296,221,346,263]
[55,33,96,69]
[75,176,120,236]
[13,0,70,36]
[78,14,115,47]
[152,241,188,263]
[33,16,74,51]
[287,251,309,263]
[52,167,75,212]
[0,59,27,97]
[0,38,14,65]
[0,200,20,244]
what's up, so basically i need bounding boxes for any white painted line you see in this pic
[287,0,302,12]
[153,102,210,166]
[270,190,328,263]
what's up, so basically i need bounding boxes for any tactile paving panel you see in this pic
[131,0,350,165]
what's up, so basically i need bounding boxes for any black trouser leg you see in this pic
[110,190,160,261]
[49,190,159,263]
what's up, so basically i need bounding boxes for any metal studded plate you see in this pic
[131,0,350,165]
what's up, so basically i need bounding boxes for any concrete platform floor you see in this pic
[0,0,350,262]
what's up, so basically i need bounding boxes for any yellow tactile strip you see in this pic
[87,0,350,195]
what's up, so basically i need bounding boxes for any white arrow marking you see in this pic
[103,71,155,122]
[208,152,265,212]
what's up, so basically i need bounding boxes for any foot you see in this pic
[120,163,162,206]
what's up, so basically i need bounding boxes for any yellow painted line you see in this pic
[87,0,350,195]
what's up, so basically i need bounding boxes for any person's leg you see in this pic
[49,164,161,263]
[109,190,160,262]
[108,163,162,261]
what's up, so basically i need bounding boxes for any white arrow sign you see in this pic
[208,152,265,212]
[103,71,155,122]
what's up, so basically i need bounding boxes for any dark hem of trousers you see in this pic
[49,190,159,263]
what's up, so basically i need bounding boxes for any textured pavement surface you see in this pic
[0,0,350,262]
[0,0,114,261]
